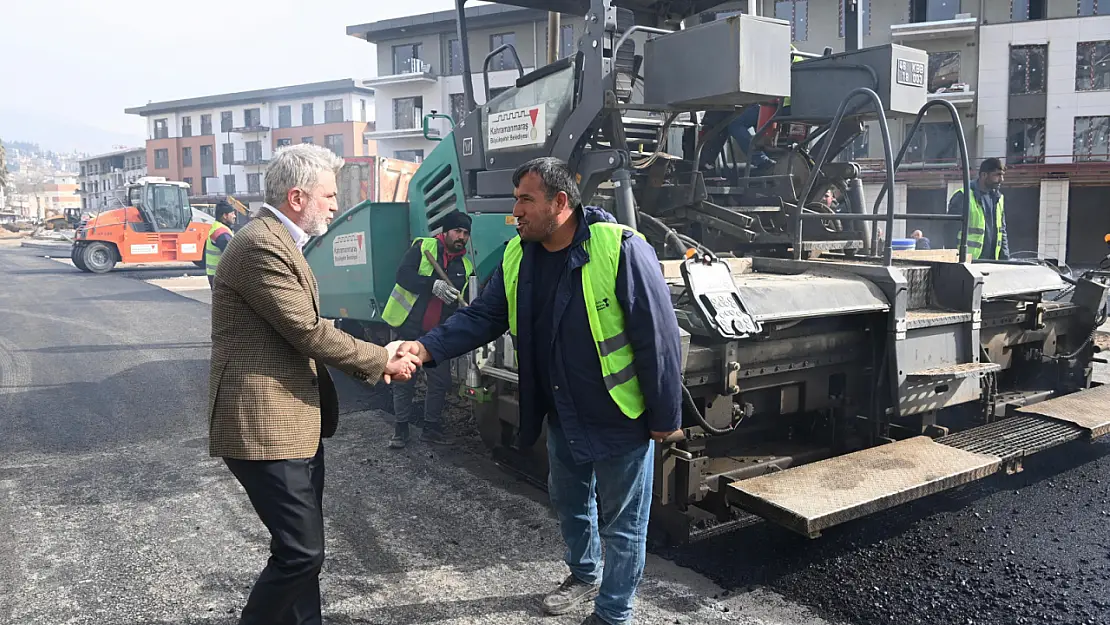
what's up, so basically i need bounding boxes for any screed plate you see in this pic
[1016,384,1110,439]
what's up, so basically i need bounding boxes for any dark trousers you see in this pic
[224,442,326,625]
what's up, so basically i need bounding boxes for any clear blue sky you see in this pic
[0,0,488,153]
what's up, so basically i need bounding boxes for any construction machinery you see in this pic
[71,177,214,273]
[306,0,1110,544]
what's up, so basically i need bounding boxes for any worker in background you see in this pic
[392,157,683,625]
[948,158,1008,260]
[205,200,237,287]
[381,210,474,448]
[912,229,931,250]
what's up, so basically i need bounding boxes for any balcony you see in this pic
[364,59,437,88]
[365,125,440,141]
[232,158,271,167]
[891,14,978,41]
[928,83,975,107]
[231,124,271,133]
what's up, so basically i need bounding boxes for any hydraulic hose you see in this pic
[682,384,736,436]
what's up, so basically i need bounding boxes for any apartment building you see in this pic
[78,147,147,212]
[125,80,376,202]
[348,5,580,163]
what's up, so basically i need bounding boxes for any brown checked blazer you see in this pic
[207,211,388,461]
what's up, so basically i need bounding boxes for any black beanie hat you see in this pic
[440,210,472,233]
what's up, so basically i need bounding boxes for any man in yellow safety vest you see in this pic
[205,200,237,287]
[947,157,1008,260]
[391,157,683,625]
[380,210,473,447]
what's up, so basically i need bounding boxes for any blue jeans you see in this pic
[546,421,654,625]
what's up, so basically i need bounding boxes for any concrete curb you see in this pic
[20,241,73,253]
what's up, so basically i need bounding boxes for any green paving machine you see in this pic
[306,0,1110,544]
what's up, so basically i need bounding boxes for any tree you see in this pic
[0,139,8,190]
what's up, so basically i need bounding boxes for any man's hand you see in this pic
[650,430,684,445]
[432,279,460,304]
[393,340,432,364]
[382,340,421,384]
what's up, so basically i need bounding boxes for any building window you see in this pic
[278,105,292,128]
[247,173,261,194]
[490,33,518,71]
[199,145,213,171]
[223,143,235,165]
[245,141,263,165]
[324,134,344,157]
[1012,0,1047,20]
[221,111,233,133]
[904,122,958,165]
[394,149,425,163]
[183,177,193,193]
[840,125,870,161]
[909,0,958,22]
[1076,41,1110,91]
[182,146,192,167]
[201,114,212,135]
[447,38,464,75]
[839,0,871,37]
[450,93,468,124]
[325,99,344,123]
[775,1,808,41]
[181,116,192,138]
[244,108,261,128]
[277,138,293,147]
[1080,0,1105,15]
[153,119,169,140]
[360,99,367,122]
[1010,45,1047,94]
[154,149,169,169]
[1074,116,1110,161]
[560,24,575,59]
[302,103,314,126]
[393,96,423,130]
[929,51,961,93]
[224,175,236,195]
[1007,118,1046,164]
[301,137,314,144]
[393,43,423,74]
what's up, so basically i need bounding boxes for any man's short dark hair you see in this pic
[511,157,581,209]
[216,201,236,219]
[980,158,1005,175]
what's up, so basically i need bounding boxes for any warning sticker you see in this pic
[181,243,197,254]
[130,244,158,255]
[487,105,546,151]
[333,232,367,267]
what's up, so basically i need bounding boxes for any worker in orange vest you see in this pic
[205,200,237,288]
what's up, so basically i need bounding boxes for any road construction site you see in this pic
[4,234,1110,625]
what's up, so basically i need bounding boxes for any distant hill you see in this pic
[0,109,144,155]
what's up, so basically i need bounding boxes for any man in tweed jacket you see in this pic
[209,143,420,625]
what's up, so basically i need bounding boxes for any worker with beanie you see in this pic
[205,200,237,288]
[380,210,474,447]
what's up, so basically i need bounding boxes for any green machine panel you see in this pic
[303,201,409,323]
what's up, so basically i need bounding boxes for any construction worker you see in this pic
[205,200,237,287]
[391,157,683,625]
[948,158,1008,260]
[380,210,474,448]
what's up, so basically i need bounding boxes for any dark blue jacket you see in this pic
[419,205,683,464]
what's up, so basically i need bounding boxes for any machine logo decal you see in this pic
[130,244,158,255]
[332,232,367,267]
[181,244,197,254]
[486,105,546,151]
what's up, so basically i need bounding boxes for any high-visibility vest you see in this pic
[951,187,1005,260]
[502,222,647,420]
[381,237,474,327]
[783,45,805,108]
[205,223,232,277]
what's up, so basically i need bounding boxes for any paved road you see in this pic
[0,244,830,625]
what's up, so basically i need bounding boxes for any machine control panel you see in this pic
[680,253,762,340]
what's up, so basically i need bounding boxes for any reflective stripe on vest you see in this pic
[502,222,647,420]
[951,188,1005,260]
[381,237,474,327]
[205,224,232,277]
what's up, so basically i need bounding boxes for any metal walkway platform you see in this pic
[727,385,1109,538]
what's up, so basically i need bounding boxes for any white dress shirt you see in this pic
[262,203,309,251]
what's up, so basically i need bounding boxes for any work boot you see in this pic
[580,614,616,625]
[542,574,600,616]
[419,425,453,446]
[388,423,410,449]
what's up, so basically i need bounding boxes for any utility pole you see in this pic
[547,12,560,64]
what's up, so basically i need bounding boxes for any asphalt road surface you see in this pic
[0,243,829,625]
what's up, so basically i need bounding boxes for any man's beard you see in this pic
[300,197,330,237]
[518,208,559,242]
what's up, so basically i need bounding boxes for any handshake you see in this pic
[380,340,433,384]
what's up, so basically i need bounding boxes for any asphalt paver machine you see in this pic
[308,0,1110,543]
